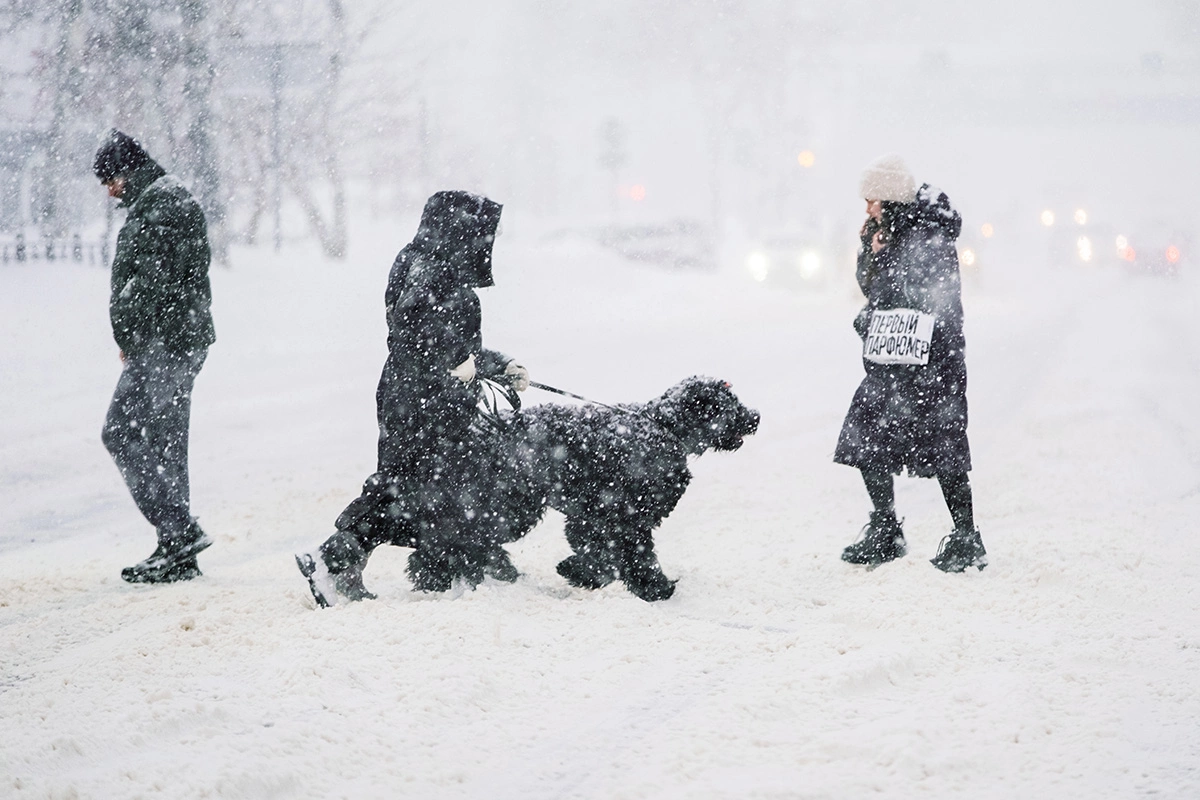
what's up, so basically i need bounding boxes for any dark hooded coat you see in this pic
[834,183,971,477]
[335,192,514,548]
[374,191,511,473]
[109,160,215,357]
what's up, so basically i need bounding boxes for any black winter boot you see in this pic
[930,528,988,573]
[841,512,907,566]
[122,555,201,583]
[296,531,377,608]
[122,521,211,584]
[295,552,337,608]
[321,531,377,602]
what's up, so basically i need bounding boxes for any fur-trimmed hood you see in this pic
[886,183,962,242]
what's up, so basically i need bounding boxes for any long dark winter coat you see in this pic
[335,191,512,547]
[834,183,971,477]
[374,191,510,473]
[110,160,215,357]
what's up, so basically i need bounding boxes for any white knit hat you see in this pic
[859,154,917,203]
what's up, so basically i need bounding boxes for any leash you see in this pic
[529,381,624,412]
[529,380,688,449]
[479,377,688,450]
[476,378,691,458]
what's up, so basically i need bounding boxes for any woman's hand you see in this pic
[449,355,476,383]
[871,230,888,254]
[853,305,871,339]
[504,361,530,392]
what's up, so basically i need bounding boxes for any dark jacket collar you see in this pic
[118,160,166,208]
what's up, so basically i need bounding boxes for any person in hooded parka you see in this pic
[834,155,988,572]
[296,191,530,606]
[93,129,216,584]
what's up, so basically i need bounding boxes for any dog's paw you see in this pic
[406,550,453,593]
[623,571,678,602]
[556,555,617,590]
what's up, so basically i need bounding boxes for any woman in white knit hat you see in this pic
[834,155,987,572]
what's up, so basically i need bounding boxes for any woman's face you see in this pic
[865,199,883,221]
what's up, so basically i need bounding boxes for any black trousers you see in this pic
[861,469,975,532]
[102,345,206,537]
[333,431,505,560]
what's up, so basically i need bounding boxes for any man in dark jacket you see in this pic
[296,191,530,606]
[94,129,216,584]
[834,155,987,573]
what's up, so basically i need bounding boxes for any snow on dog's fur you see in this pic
[486,376,760,601]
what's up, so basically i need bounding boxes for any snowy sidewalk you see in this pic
[2,228,1198,798]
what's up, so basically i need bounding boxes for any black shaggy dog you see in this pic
[483,376,760,601]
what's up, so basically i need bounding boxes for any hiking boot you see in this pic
[122,556,201,584]
[841,512,907,566]
[482,546,519,583]
[164,520,212,559]
[930,528,988,573]
[320,531,377,602]
[296,551,340,608]
[121,521,212,584]
[332,567,377,602]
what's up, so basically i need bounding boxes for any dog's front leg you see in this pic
[556,517,621,590]
[617,526,677,602]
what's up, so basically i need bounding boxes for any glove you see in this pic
[504,361,530,392]
[853,305,871,339]
[449,355,476,383]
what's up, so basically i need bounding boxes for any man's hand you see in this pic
[504,361,530,392]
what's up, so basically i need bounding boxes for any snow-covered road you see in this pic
[2,217,1198,798]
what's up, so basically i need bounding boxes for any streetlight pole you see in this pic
[270,43,284,252]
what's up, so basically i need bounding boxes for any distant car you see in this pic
[955,236,988,281]
[1044,218,1120,269]
[743,230,839,291]
[593,219,716,271]
[1114,228,1188,277]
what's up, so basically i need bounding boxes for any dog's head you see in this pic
[649,377,760,454]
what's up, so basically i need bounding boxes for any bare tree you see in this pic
[1,0,412,261]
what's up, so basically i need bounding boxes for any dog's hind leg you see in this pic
[556,517,620,590]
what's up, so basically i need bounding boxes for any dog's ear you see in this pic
[652,377,753,454]
[686,378,759,451]
[671,378,726,446]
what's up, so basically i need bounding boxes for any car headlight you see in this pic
[746,251,770,282]
[1077,236,1093,262]
[797,250,822,280]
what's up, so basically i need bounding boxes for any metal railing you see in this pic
[0,233,109,266]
